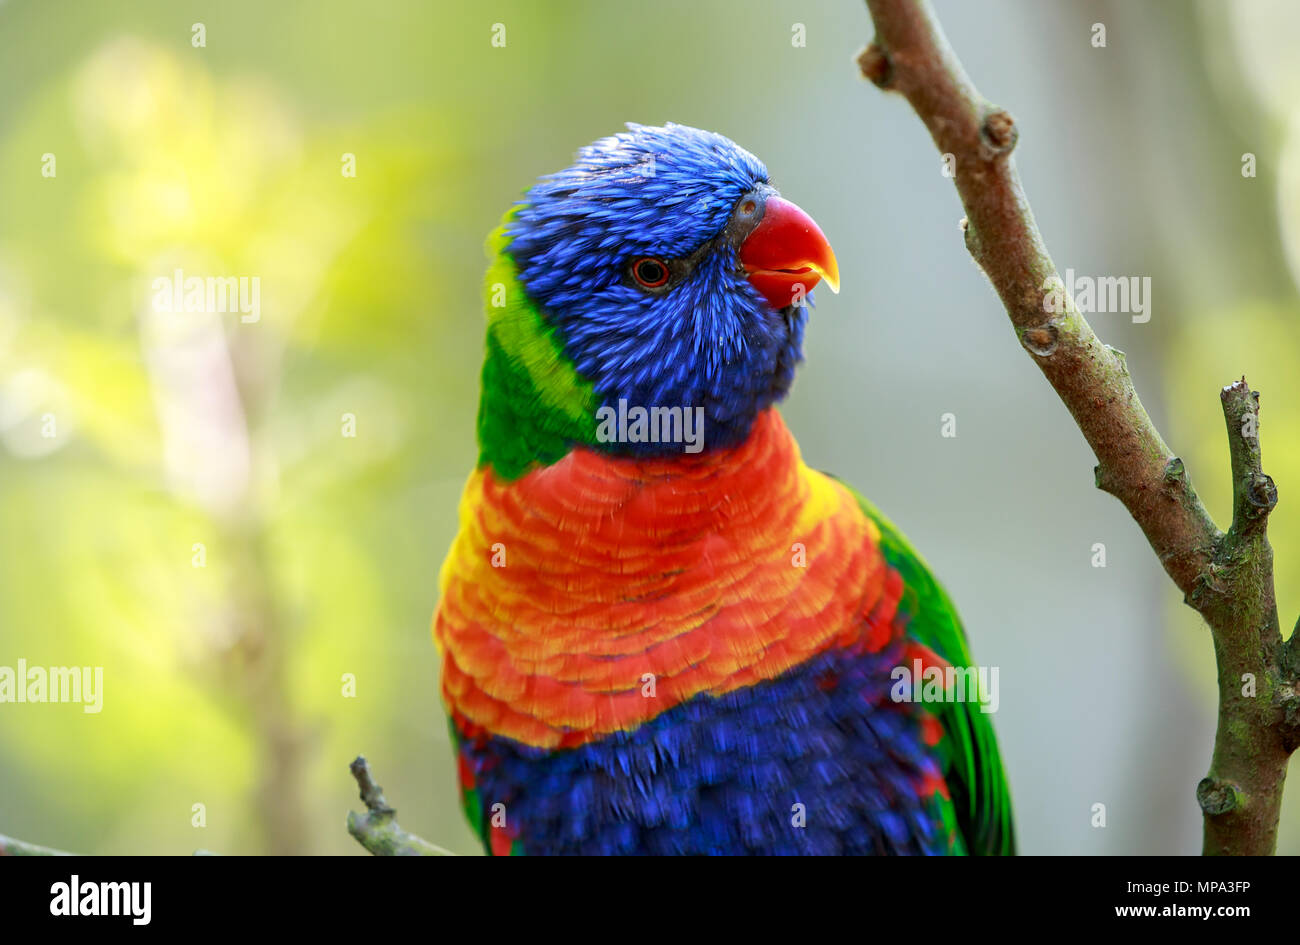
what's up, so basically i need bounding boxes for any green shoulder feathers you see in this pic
[477,215,601,480]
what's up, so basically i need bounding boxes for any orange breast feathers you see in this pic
[432,408,900,749]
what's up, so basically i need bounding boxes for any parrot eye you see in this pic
[630,257,671,289]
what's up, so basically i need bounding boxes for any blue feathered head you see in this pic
[495,122,838,459]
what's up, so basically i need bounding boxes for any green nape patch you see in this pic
[476,219,600,480]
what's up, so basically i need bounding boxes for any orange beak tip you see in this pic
[820,262,841,294]
[739,195,839,308]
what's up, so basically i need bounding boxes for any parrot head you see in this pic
[479,122,838,475]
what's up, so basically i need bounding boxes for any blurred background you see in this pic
[0,0,1297,855]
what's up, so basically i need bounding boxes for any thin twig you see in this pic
[346,756,455,856]
[0,834,72,856]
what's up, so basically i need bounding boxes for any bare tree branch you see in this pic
[859,0,1290,854]
[346,756,455,856]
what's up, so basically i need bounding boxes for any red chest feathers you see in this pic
[433,409,902,749]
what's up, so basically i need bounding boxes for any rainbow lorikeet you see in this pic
[434,123,1014,855]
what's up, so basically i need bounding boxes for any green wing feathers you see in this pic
[840,480,1016,856]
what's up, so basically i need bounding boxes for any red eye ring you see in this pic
[631,256,670,288]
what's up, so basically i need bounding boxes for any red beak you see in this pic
[739,196,840,310]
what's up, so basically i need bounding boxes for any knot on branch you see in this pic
[980,109,1019,158]
[856,42,892,88]
[1019,323,1058,358]
[1246,473,1278,517]
[1094,462,1122,498]
[1187,562,1229,611]
[1196,777,1243,817]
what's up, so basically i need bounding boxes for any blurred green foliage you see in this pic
[0,0,477,854]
